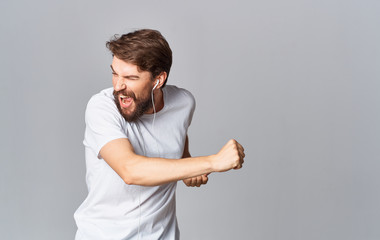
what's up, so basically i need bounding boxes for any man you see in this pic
[74,29,245,240]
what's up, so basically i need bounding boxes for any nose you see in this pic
[114,77,127,92]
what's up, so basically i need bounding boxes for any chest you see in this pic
[123,117,187,159]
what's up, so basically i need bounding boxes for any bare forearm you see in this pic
[101,138,244,187]
[122,154,214,186]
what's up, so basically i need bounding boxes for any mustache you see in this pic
[113,89,136,100]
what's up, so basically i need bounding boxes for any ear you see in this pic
[154,72,167,90]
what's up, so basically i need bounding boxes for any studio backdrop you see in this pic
[1,0,379,240]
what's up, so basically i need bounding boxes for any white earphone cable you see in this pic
[151,86,160,157]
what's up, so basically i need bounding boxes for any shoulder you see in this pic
[83,88,128,157]
[86,88,117,112]
[164,85,195,106]
[85,87,122,122]
[87,87,115,108]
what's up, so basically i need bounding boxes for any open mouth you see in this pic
[119,95,133,108]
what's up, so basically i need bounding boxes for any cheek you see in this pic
[134,83,151,97]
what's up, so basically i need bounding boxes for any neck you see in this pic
[146,88,164,114]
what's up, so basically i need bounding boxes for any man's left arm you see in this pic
[182,135,209,187]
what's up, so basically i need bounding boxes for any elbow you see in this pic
[121,170,156,186]
[123,177,135,185]
[119,158,155,186]
[123,175,151,186]
[121,170,139,185]
[118,164,138,185]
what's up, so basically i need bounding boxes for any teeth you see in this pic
[120,95,132,105]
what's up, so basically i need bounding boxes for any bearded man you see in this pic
[74,29,245,240]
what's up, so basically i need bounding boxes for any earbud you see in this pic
[152,80,159,90]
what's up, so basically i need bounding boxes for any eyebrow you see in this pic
[110,65,140,79]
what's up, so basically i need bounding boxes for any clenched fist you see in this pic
[183,174,209,187]
[211,139,245,172]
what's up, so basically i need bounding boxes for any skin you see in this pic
[182,136,209,187]
[101,56,245,186]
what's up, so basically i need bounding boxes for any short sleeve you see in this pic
[83,94,127,159]
[181,88,196,127]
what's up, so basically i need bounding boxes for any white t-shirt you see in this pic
[74,85,195,240]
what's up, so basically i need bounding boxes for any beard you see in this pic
[113,88,152,122]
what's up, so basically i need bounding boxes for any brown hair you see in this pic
[106,29,172,87]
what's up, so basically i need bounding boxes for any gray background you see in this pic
[1,0,379,240]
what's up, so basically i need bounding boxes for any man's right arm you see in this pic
[99,138,245,186]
